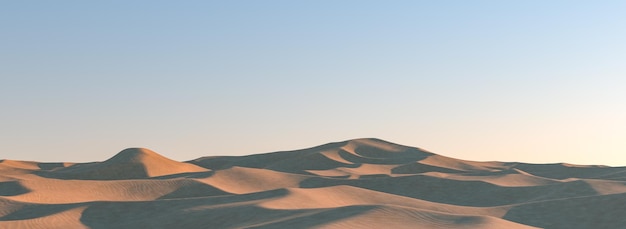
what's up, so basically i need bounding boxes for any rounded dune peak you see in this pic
[107,147,165,163]
[341,138,433,159]
[345,137,396,145]
[120,147,158,154]
[46,147,209,180]
[344,138,419,151]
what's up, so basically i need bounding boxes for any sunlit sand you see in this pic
[1,138,625,228]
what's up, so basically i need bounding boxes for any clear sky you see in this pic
[1,1,625,166]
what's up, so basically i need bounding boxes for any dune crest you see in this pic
[40,148,208,180]
[2,138,625,228]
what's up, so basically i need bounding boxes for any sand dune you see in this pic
[1,138,625,228]
[38,148,209,180]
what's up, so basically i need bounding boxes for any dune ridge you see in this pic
[1,138,625,228]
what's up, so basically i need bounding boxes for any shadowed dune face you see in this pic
[0,181,30,197]
[503,192,626,229]
[511,163,626,180]
[1,138,626,228]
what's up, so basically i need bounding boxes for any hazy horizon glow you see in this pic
[1,1,625,165]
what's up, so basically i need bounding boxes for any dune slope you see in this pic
[2,138,625,228]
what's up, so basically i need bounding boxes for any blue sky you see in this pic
[1,1,625,165]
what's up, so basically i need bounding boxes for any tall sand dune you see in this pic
[40,148,208,180]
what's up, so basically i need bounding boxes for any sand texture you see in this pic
[1,139,625,228]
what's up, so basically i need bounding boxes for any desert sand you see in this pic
[1,138,625,228]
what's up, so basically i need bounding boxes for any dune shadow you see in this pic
[158,180,231,200]
[35,162,151,180]
[352,146,431,163]
[299,175,601,207]
[504,192,626,229]
[189,141,352,171]
[37,162,69,171]
[0,181,31,196]
[194,151,360,175]
[513,163,626,180]
[338,148,428,165]
[358,174,391,179]
[78,189,300,229]
[0,203,83,221]
[248,205,378,228]
[186,156,240,170]
[259,151,359,173]
[391,162,464,174]
[150,171,215,180]
[79,192,376,229]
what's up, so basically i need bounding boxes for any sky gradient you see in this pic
[2,1,625,165]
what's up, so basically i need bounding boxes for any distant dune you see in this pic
[1,138,625,228]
